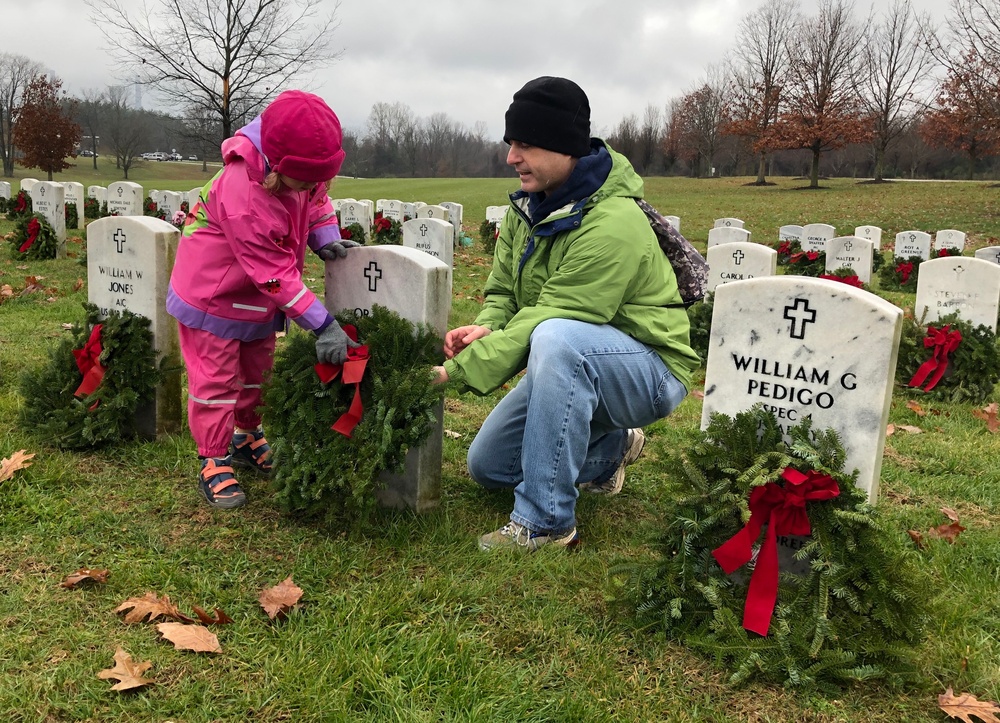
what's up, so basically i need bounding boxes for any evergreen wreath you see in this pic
[142,196,166,220]
[686,291,713,365]
[9,213,59,260]
[895,311,1000,404]
[871,247,886,275]
[18,303,165,450]
[339,222,367,245]
[479,218,500,255]
[84,197,109,219]
[5,190,31,220]
[775,239,798,266]
[371,212,402,245]
[264,306,445,525]
[65,202,79,230]
[878,255,923,292]
[615,406,929,690]
[785,249,826,277]
[819,266,867,290]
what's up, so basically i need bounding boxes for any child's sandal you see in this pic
[231,430,273,474]
[199,456,247,509]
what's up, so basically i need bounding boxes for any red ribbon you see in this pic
[19,217,40,253]
[72,324,107,399]
[313,324,370,437]
[896,261,914,283]
[712,468,840,636]
[819,273,863,288]
[908,325,962,392]
[789,251,819,263]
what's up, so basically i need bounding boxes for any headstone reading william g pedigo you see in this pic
[64,182,85,229]
[402,217,454,268]
[800,223,836,254]
[86,216,183,438]
[31,182,67,253]
[107,181,144,217]
[894,230,931,260]
[854,225,883,247]
[714,217,744,228]
[702,276,902,503]
[824,236,874,284]
[706,241,776,292]
[779,225,803,242]
[934,229,966,253]
[915,257,1000,333]
[707,226,752,248]
[975,246,1000,266]
[324,245,451,513]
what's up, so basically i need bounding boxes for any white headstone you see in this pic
[87,216,183,438]
[707,226,752,248]
[416,204,450,223]
[485,205,506,224]
[801,223,836,254]
[88,185,108,204]
[339,201,372,241]
[31,181,67,253]
[107,181,144,217]
[714,217,744,229]
[0,181,10,200]
[63,182,85,230]
[401,203,417,219]
[665,215,681,233]
[148,189,165,209]
[974,246,1000,266]
[20,178,39,194]
[824,236,874,284]
[358,199,375,222]
[778,225,803,242]
[382,200,404,221]
[187,187,203,209]
[413,202,428,211]
[324,246,451,512]
[439,201,464,230]
[402,218,454,268]
[702,277,902,502]
[160,191,184,220]
[934,229,966,253]
[375,199,388,213]
[915,257,1000,333]
[854,225,883,247]
[706,241,777,292]
[894,230,931,260]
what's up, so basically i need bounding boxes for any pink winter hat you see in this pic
[261,90,345,183]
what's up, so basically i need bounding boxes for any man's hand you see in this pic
[316,240,361,261]
[430,366,449,385]
[444,325,491,359]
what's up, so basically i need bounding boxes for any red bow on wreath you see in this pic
[819,273,863,288]
[712,468,840,636]
[374,216,391,233]
[314,324,370,437]
[19,217,40,253]
[908,324,962,392]
[896,261,914,283]
[789,251,819,263]
[72,324,107,399]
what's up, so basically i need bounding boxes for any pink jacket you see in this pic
[166,117,341,340]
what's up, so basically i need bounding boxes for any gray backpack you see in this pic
[635,198,709,308]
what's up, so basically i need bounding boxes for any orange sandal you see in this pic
[231,430,273,475]
[199,456,247,509]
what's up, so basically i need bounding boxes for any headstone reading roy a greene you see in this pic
[914,257,1000,333]
[707,226,752,248]
[800,223,836,254]
[825,236,874,284]
[894,230,931,260]
[324,246,451,512]
[31,182,67,254]
[702,276,902,504]
[706,241,776,292]
[402,218,454,268]
[107,181,144,217]
[86,216,183,438]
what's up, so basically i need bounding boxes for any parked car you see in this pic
[168,152,183,161]
[188,155,198,161]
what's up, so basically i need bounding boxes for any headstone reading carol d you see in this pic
[706,241,776,291]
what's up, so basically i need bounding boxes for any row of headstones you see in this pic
[85,214,452,512]
[334,198,464,243]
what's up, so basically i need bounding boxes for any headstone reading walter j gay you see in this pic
[86,216,183,438]
[324,245,451,512]
[706,241,776,292]
[914,257,1000,333]
[825,236,874,284]
[702,276,903,503]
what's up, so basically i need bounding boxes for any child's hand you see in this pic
[316,322,360,365]
[317,241,360,261]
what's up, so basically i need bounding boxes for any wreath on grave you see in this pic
[785,249,826,277]
[339,222,367,245]
[479,218,500,255]
[686,291,713,365]
[878,255,924,292]
[18,303,165,450]
[895,311,1000,404]
[65,202,79,230]
[614,405,929,690]
[84,197,109,219]
[775,240,798,266]
[6,190,31,220]
[371,212,402,245]
[871,246,886,275]
[142,196,166,221]
[933,247,958,259]
[819,266,867,290]
[9,213,58,260]
[263,305,445,525]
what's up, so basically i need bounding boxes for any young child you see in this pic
[167,90,359,509]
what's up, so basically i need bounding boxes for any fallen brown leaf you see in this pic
[942,507,961,522]
[939,686,1000,722]
[191,606,234,626]
[972,403,1000,434]
[156,622,221,653]
[115,592,183,624]
[60,568,110,589]
[907,530,925,549]
[0,450,35,483]
[896,424,923,434]
[927,521,966,544]
[97,647,154,691]
[886,423,895,436]
[906,400,926,416]
[72,278,84,292]
[690,389,705,400]
[259,576,303,620]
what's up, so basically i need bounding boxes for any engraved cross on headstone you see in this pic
[732,250,745,265]
[364,261,382,292]
[954,264,965,279]
[114,229,127,253]
[843,240,853,252]
[995,250,1000,265]
[117,186,124,197]
[419,223,428,237]
[783,298,817,340]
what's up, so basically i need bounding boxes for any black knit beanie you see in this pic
[503,76,591,157]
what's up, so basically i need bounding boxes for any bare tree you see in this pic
[856,0,936,182]
[76,88,106,170]
[609,113,640,163]
[636,104,662,174]
[104,85,151,179]
[87,0,342,141]
[725,0,799,184]
[0,53,43,176]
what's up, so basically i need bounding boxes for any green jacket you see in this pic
[443,141,699,395]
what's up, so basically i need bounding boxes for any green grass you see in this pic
[2,169,1000,721]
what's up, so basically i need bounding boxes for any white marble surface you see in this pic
[915,257,1000,332]
[706,241,776,291]
[800,223,836,253]
[894,230,931,260]
[825,236,874,284]
[707,226,752,248]
[402,217,454,268]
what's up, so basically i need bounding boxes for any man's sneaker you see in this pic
[199,455,247,509]
[579,428,646,496]
[230,429,273,475]
[478,521,580,552]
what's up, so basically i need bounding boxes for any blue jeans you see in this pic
[467,319,687,534]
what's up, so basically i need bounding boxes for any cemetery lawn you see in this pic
[2,174,1000,721]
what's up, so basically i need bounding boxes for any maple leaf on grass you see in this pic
[191,606,234,625]
[0,450,35,483]
[927,521,966,544]
[115,592,183,624]
[939,686,1000,723]
[259,576,304,621]
[156,622,222,653]
[97,648,154,692]
[60,568,110,589]
[972,403,1000,434]
[906,399,927,416]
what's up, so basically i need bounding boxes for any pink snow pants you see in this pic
[177,324,276,458]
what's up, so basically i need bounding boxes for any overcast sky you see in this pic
[10,0,948,141]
